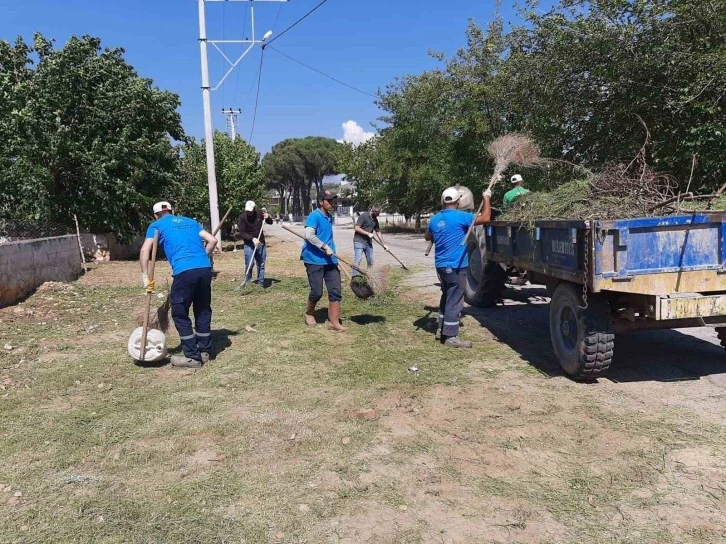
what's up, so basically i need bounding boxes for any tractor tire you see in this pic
[465,238,506,307]
[716,327,726,349]
[549,282,614,380]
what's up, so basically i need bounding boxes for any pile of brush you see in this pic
[133,294,171,333]
[497,163,711,222]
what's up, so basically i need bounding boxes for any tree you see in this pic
[264,136,343,215]
[175,131,265,225]
[0,33,185,239]
[503,0,726,189]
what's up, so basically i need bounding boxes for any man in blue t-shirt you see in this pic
[425,187,492,348]
[140,201,218,368]
[301,190,346,331]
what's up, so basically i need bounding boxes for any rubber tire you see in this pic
[717,328,726,349]
[549,282,614,380]
[465,238,506,307]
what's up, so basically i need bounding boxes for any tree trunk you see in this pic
[415,213,422,232]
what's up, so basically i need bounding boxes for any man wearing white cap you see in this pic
[238,200,273,287]
[140,201,218,368]
[424,187,492,348]
[503,174,529,208]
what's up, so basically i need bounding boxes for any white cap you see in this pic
[153,201,172,214]
[245,200,256,212]
[441,187,461,205]
[511,174,523,184]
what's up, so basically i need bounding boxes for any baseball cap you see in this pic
[511,174,523,184]
[441,187,461,205]
[317,189,337,201]
[245,200,256,212]
[153,201,172,214]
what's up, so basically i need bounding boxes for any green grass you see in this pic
[1,250,725,543]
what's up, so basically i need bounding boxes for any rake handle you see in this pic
[371,236,408,270]
[281,224,367,277]
[140,230,159,362]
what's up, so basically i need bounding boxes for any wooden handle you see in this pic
[212,206,234,237]
[281,224,367,276]
[463,199,486,246]
[371,237,408,270]
[425,240,433,256]
[140,230,159,362]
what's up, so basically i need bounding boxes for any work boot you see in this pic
[170,355,202,368]
[443,336,472,349]
[304,300,317,327]
[200,352,211,365]
[327,301,348,331]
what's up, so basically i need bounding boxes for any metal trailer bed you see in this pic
[465,213,726,379]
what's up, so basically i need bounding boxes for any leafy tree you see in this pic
[0,33,185,239]
[175,131,265,225]
[264,136,342,215]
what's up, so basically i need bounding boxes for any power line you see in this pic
[249,47,267,144]
[267,45,378,98]
[232,3,250,105]
[265,0,329,47]
[272,2,283,32]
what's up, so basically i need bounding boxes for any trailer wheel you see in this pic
[465,239,506,307]
[716,328,726,349]
[549,282,614,380]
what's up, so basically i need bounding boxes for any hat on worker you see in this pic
[245,200,256,212]
[317,189,338,201]
[511,174,524,184]
[152,201,173,214]
[441,187,461,205]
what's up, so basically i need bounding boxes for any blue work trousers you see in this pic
[437,267,466,338]
[170,267,213,360]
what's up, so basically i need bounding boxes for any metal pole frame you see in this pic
[198,0,287,243]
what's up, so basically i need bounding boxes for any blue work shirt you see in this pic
[427,209,475,269]
[301,208,338,265]
[145,214,211,276]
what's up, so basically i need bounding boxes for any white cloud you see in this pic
[338,120,375,146]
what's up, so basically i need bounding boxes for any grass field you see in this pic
[1,238,726,543]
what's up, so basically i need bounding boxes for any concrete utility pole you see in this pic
[222,108,242,141]
[197,0,288,244]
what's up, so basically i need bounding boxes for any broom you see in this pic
[462,133,540,244]
[134,205,233,332]
[281,224,389,297]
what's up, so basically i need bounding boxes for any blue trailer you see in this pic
[465,213,726,379]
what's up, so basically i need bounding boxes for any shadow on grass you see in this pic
[349,314,386,325]
[465,286,726,383]
[167,328,240,361]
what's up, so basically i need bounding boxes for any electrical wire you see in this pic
[272,2,283,32]
[267,45,378,98]
[265,0,329,47]
[248,47,267,144]
[232,3,250,105]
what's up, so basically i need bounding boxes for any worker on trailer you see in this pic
[503,174,529,208]
[425,188,492,348]
[140,201,218,368]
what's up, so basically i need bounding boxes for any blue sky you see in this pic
[1,0,554,155]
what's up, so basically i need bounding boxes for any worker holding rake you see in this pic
[140,201,218,368]
[238,200,273,287]
[352,205,388,276]
[425,187,492,348]
[302,190,347,331]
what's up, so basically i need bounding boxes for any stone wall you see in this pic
[79,233,145,262]
[0,235,82,307]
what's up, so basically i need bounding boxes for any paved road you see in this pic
[267,222,726,384]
